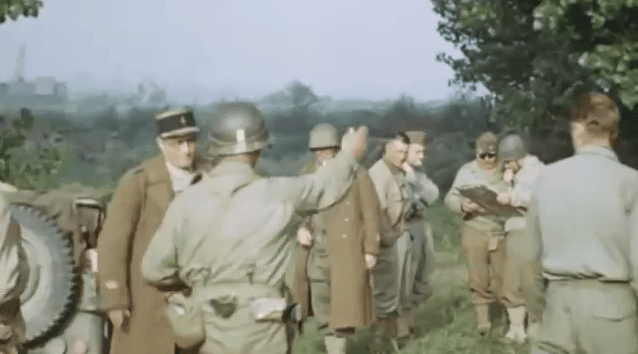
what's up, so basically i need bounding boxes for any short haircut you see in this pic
[391,131,410,145]
[571,91,620,140]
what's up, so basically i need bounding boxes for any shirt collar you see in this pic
[165,161,196,192]
[575,145,618,161]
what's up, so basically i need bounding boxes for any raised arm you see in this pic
[510,160,544,208]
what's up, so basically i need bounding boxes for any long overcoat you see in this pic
[291,162,382,329]
[96,155,208,354]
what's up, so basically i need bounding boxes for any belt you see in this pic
[548,278,630,288]
[192,282,283,300]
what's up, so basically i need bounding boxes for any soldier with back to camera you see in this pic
[140,102,368,354]
[525,89,638,354]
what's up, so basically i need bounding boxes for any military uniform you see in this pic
[497,135,546,342]
[0,192,27,354]
[444,133,508,333]
[96,109,208,354]
[140,102,365,354]
[525,145,638,354]
[292,160,381,353]
[395,131,440,339]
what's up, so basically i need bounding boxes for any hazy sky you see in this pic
[0,0,467,102]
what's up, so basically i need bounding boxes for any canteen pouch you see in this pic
[165,293,205,349]
[249,298,287,322]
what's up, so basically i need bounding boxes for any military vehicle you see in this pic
[3,187,107,354]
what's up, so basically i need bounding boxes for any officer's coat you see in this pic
[291,161,381,329]
[96,155,208,354]
[140,152,358,354]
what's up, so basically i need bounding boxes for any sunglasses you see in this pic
[479,152,496,159]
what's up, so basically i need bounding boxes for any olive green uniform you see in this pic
[526,146,638,354]
[141,151,359,354]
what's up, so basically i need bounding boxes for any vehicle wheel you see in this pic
[9,204,79,347]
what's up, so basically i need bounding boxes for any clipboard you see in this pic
[457,186,524,218]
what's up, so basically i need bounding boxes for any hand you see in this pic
[364,254,377,269]
[496,192,511,205]
[503,168,515,183]
[297,227,313,247]
[401,162,413,174]
[108,309,130,329]
[341,126,368,160]
[461,198,480,213]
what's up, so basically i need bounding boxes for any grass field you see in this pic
[292,202,532,354]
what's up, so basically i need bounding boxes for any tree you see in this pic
[431,0,638,128]
[0,0,43,23]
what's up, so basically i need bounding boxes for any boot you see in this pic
[474,304,491,336]
[504,306,527,344]
[325,335,347,354]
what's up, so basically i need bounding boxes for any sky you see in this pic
[0,0,472,103]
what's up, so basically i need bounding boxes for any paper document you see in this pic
[457,186,524,218]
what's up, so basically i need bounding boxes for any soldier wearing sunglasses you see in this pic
[444,132,508,336]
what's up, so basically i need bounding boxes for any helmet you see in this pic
[308,123,339,150]
[207,102,270,156]
[498,134,526,161]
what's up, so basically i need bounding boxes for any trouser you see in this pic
[460,225,506,305]
[501,229,526,307]
[531,280,638,354]
[523,261,546,323]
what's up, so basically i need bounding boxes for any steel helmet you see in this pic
[207,102,270,156]
[498,134,526,161]
[308,123,339,150]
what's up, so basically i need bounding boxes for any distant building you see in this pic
[0,76,69,105]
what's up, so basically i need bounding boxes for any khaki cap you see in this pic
[405,131,426,146]
[476,132,498,153]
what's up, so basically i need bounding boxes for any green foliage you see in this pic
[0,109,63,189]
[432,0,638,128]
[0,0,42,23]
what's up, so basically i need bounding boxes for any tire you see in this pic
[9,204,79,347]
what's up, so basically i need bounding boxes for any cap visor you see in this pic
[160,127,200,138]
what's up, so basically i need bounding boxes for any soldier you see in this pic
[495,134,545,343]
[367,132,413,353]
[444,132,508,336]
[291,123,381,354]
[395,130,440,343]
[525,91,638,354]
[96,108,209,354]
[140,102,369,354]
[0,192,27,354]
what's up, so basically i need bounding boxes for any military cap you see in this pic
[476,132,498,153]
[405,131,427,146]
[155,108,200,138]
